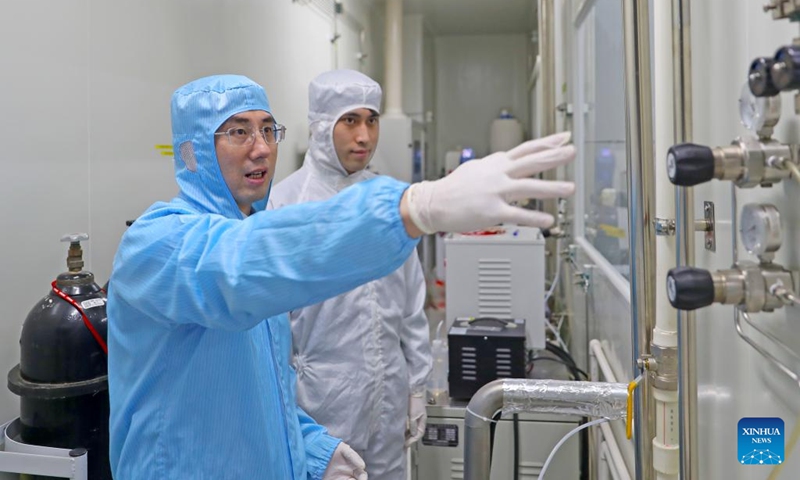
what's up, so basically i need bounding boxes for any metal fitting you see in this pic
[712,261,796,312]
[573,271,591,291]
[649,344,678,390]
[637,354,655,372]
[654,218,676,236]
[712,138,791,187]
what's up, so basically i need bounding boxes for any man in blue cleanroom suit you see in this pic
[269,70,431,480]
[107,74,576,479]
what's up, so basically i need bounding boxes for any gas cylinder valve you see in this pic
[61,233,89,272]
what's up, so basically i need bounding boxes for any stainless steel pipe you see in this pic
[538,0,556,137]
[464,379,629,480]
[622,0,656,478]
[538,0,559,273]
[672,0,698,478]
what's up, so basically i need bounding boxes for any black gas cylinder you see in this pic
[7,233,111,480]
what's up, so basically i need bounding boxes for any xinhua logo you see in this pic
[738,417,784,465]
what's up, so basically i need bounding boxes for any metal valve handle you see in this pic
[666,144,716,187]
[667,266,715,311]
[60,233,89,244]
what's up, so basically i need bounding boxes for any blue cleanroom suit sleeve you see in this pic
[297,406,340,479]
[113,176,418,332]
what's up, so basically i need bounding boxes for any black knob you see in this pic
[748,57,779,97]
[666,143,715,186]
[667,267,715,311]
[772,46,800,91]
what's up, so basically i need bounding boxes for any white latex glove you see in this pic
[406,132,576,234]
[405,393,427,448]
[322,443,368,480]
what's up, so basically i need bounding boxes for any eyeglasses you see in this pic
[214,124,287,147]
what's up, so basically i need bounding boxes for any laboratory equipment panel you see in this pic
[412,402,581,480]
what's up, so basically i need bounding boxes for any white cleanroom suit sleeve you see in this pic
[399,249,432,394]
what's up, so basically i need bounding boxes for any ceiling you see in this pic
[403,0,537,36]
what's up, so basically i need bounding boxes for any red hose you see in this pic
[51,280,108,355]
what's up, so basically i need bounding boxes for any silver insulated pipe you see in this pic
[464,379,629,480]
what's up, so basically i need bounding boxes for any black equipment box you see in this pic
[447,317,527,399]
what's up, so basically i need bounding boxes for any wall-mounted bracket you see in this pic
[698,201,716,252]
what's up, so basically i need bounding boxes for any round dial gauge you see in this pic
[739,203,782,256]
[666,152,677,180]
[667,275,677,303]
[738,82,781,135]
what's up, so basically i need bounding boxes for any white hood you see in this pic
[270,69,383,207]
[308,69,382,187]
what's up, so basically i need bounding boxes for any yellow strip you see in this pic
[160,151,174,156]
[626,380,638,439]
[598,223,626,239]
[767,419,800,479]
[155,144,172,150]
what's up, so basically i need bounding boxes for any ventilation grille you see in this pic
[458,346,477,381]
[495,347,513,378]
[478,259,512,318]
[450,457,464,479]
[456,346,518,381]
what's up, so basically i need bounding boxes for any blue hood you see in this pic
[171,75,272,219]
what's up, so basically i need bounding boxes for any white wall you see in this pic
[403,14,426,120]
[402,14,437,178]
[434,34,530,162]
[691,2,800,478]
[0,0,381,426]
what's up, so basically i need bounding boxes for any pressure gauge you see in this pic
[739,83,781,137]
[739,203,782,257]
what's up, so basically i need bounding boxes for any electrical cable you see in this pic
[513,413,520,480]
[538,418,611,480]
[544,237,562,303]
[51,280,108,354]
[545,342,589,379]
[545,320,570,353]
[579,417,589,480]
[528,356,588,380]
[544,342,577,367]
[465,406,499,424]
[526,343,590,479]
[488,410,502,468]
[526,344,589,380]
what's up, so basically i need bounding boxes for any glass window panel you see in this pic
[577,0,629,279]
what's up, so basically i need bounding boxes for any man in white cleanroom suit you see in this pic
[269,69,432,479]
